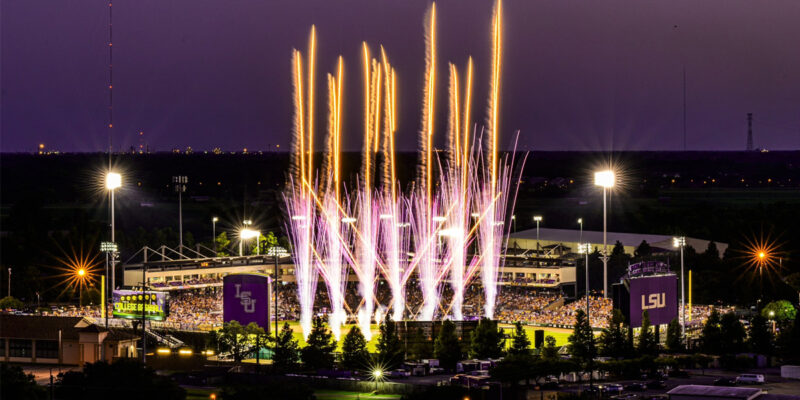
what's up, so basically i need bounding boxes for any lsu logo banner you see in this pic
[223,274,270,330]
[629,275,677,327]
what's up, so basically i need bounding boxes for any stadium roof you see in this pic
[509,227,726,255]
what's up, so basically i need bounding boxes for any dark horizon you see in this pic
[3,0,800,153]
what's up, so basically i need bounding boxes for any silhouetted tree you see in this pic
[341,325,369,371]
[748,314,772,355]
[376,314,404,369]
[637,311,658,356]
[599,309,628,358]
[666,318,683,352]
[470,318,505,359]
[300,317,337,371]
[508,322,531,356]
[434,320,462,371]
[273,322,300,370]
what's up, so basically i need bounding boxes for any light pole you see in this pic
[100,241,118,328]
[106,172,121,295]
[511,215,516,233]
[594,170,615,298]
[673,236,686,342]
[373,369,383,392]
[533,215,542,253]
[769,311,776,334]
[212,217,219,255]
[579,243,591,319]
[7,268,10,297]
[173,176,188,254]
[577,218,583,244]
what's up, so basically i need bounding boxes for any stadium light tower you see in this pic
[594,170,615,298]
[673,236,686,340]
[105,172,121,295]
[172,176,188,255]
[577,218,583,243]
[212,217,219,255]
[533,215,543,253]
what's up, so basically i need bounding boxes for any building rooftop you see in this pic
[667,385,762,400]
[509,227,727,255]
[0,314,90,340]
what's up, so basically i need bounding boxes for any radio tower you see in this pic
[746,113,753,151]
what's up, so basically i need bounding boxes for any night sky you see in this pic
[2,0,799,152]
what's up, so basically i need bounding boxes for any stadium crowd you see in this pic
[34,279,730,332]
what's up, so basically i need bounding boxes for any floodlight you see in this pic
[594,170,615,188]
[240,228,260,239]
[106,172,122,190]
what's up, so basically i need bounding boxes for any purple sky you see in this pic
[2,0,799,152]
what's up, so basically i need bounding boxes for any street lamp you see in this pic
[105,172,121,302]
[372,369,383,391]
[594,170,615,298]
[533,215,542,253]
[212,217,219,255]
[172,176,188,255]
[673,236,686,341]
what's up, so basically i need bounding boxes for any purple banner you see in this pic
[223,274,270,330]
[628,261,670,277]
[629,274,677,327]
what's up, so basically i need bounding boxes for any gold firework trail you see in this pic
[419,2,437,203]
[381,47,396,198]
[324,73,335,189]
[307,25,317,189]
[324,56,344,202]
[462,57,473,192]
[447,63,460,167]
[372,60,382,154]
[292,50,306,191]
[488,0,502,195]
[335,56,343,201]
[362,42,372,193]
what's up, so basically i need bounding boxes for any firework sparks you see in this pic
[285,0,523,328]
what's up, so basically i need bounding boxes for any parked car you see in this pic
[647,380,667,389]
[603,384,624,394]
[390,369,409,379]
[735,374,765,385]
[639,396,668,400]
[624,382,647,391]
[610,395,640,400]
[539,381,560,390]
[713,378,737,386]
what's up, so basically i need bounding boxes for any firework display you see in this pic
[284,0,525,339]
